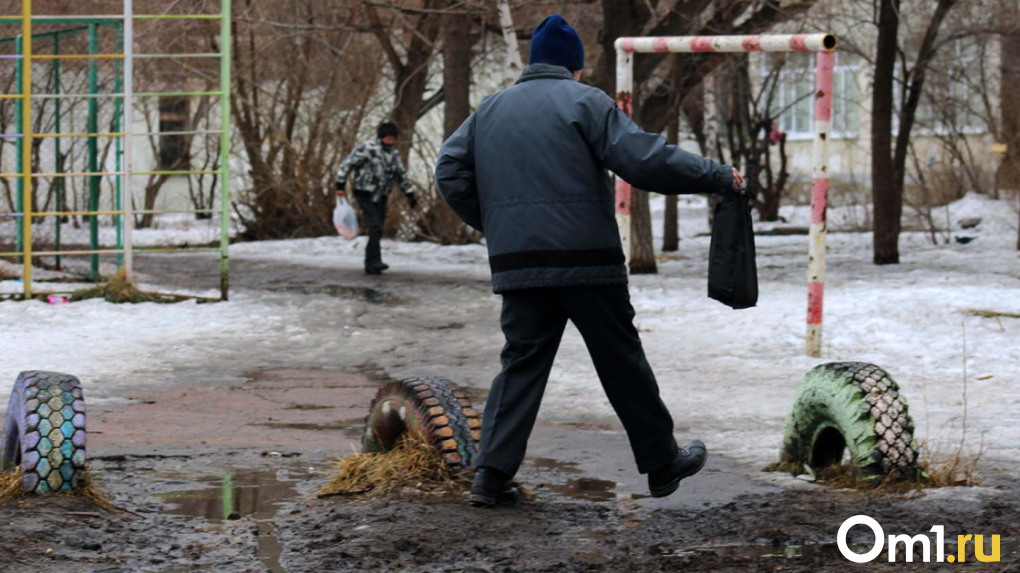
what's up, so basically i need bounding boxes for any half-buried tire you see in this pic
[362,376,480,468]
[1,371,87,494]
[780,362,920,480]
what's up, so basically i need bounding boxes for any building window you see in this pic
[945,39,986,133]
[832,53,860,136]
[897,38,987,135]
[158,97,189,170]
[764,52,860,139]
[764,52,814,137]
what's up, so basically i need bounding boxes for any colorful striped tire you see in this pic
[780,362,920,480]
[362,376,480,468]
[1,371,87,494]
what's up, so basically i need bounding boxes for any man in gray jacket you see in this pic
[435,14,744,506]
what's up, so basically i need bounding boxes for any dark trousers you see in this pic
[353,191,388,269]
[475,285,678,477]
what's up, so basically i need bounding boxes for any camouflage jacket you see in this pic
[336,139,415,202]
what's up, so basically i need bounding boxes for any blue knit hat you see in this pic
[528,14,584,72]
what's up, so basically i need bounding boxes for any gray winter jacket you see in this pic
[435,63,734,293]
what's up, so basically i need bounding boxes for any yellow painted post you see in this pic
[21,0,32,298]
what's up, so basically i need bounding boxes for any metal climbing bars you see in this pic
[0,0,232,300]
[614,33,837,357]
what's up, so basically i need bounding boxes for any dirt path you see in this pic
[1,367,1018,572]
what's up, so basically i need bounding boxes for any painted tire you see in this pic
[1,371,87,494]
[362,376,480,468]
[780,362,919,480]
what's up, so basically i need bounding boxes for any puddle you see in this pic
[265,284,398,304]
[544,477,618,501]
[158,467,316,573]
[532,462,650,501]
[531,457,584,475]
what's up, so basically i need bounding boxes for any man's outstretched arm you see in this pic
[591,101,741,194]
[436,115,483,231]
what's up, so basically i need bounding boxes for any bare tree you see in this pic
[718,53,793,222]
[364,0,442,153]
[231,0,383,240]
[999,1,1020,195]
[588,0,818,273]
[871,0,960,264]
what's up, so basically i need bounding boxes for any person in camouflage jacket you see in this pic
[336,122,418,274]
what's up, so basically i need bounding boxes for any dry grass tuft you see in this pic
[0,469,114,510]
[65,269,197,304]
[965,308,1020,320]
[812,465,927,493]
[765,441,982,494]
[78,473,115,512]
[0,469,23,502]
[319,429,471,499]
[762,460,805,475]
[916,436,983,488]
[68,269,161,304]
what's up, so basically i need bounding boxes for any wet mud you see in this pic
[0,367,1017,572]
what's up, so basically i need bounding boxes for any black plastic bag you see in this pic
[708,194,758,309]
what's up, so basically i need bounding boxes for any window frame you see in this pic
[158,96,191,171]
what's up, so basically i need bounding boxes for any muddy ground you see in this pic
[1,254,1018,572]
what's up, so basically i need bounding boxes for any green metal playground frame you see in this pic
[0,0,232,300]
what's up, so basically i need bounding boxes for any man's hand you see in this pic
[336,189,346,197]
[732,167,745,189]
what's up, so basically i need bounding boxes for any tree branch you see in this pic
[364,1,405,76]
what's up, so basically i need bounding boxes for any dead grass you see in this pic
[814,465,930,494]
[318,429,471,499]
[763,441,982,494]
[67,269,163,304]
[965,308,1020,320]
[79,473,115,512]
[0,468,114,511]
[762,460,805,475]
[63,268,199,304]
[0,469,22,501]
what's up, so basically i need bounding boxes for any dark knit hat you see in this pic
[528,14,584,72]
[377,122,399,140]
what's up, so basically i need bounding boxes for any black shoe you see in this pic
[378,263,390,271]
[647,440,708,498]
[365,265,385,275]
[469,467,515,508]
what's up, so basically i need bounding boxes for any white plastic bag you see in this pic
[333,197,359,240]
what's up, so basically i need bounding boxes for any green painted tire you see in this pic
[780,362,920,480]
[362,376,480,468]
[1,371,87,494]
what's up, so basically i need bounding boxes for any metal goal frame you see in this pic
[614,33,837,357]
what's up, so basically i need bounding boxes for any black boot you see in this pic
[469,467,515,508]
[365,264,385,275]
[647,440,708,498]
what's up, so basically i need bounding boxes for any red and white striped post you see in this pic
[614,33,837,357]
[807,50,835,357]
[615,47,634,265]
